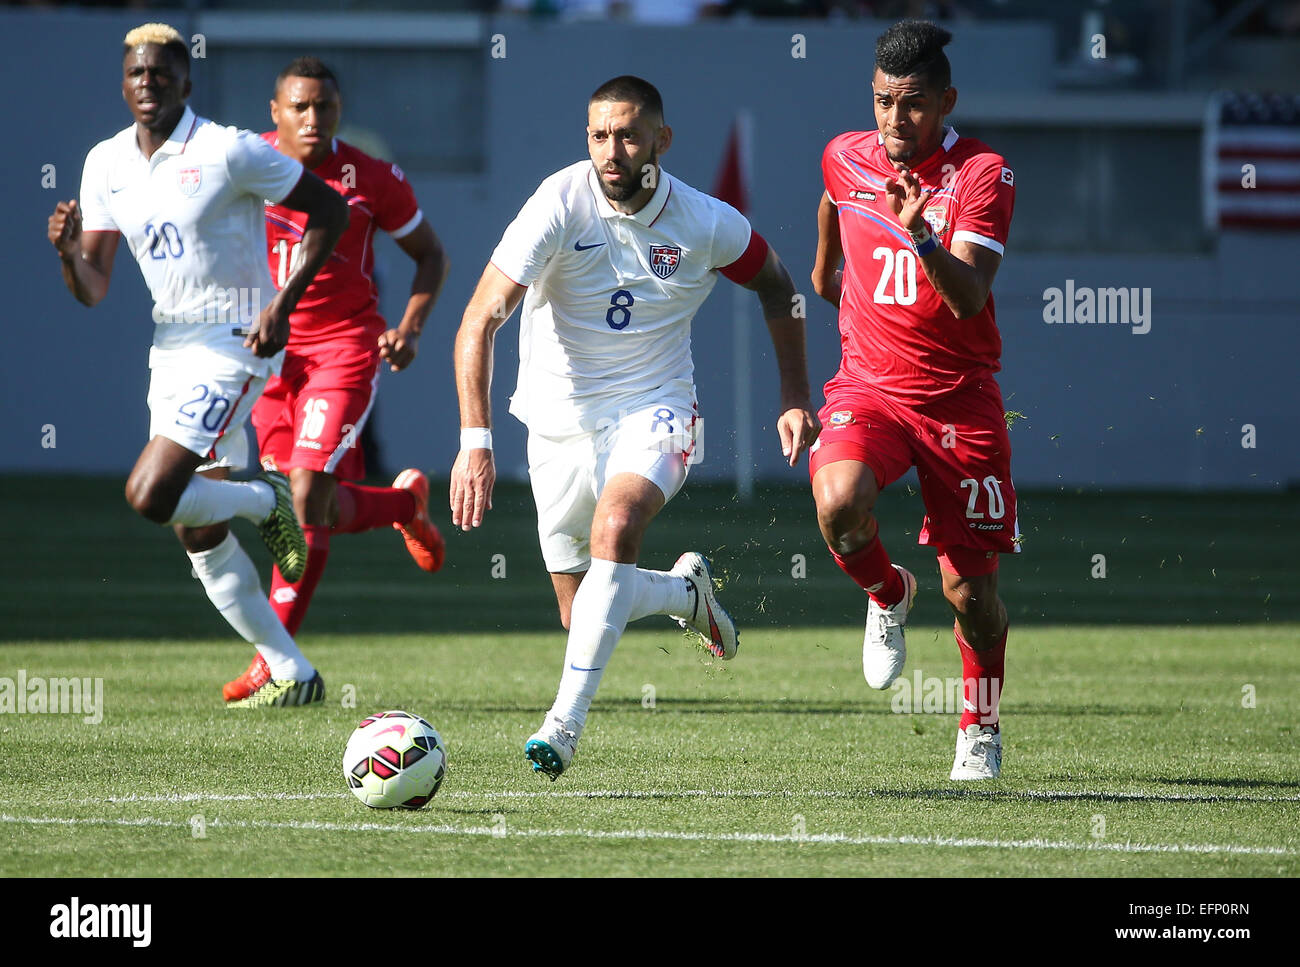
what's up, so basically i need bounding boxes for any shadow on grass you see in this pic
[3,476,1298,639]
[434,698,1174,718]
[445,787,1298,806]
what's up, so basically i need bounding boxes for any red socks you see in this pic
[831,535,905,607]
[956,623,1007,732]
[267,484,416,636]
[269,525,331,637]
[333,481,415,534]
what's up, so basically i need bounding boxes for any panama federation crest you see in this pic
[922,205,948,236]
[178,166,202,196]
[649,244,681,279]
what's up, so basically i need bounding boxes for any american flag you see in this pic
[1209,92,1300,231]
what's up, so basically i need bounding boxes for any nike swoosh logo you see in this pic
[574,241,605,251]
[569,663,603,672]
[110,186,127,193]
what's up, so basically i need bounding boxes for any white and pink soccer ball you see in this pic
[343,710,447,810]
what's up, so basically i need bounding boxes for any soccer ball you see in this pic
[343,711,447,810]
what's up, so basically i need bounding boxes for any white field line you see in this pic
[65,788,1300,805]
[0,812,1291,856]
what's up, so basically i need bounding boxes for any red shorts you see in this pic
[809,376,1019,563]
[252,339,380,480]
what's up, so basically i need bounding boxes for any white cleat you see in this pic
[524,716,579,780]
[950,723,1003,780]
[669,552,739,660]
[862,564,917,689]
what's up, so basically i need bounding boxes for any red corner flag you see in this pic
[712,112,752,215]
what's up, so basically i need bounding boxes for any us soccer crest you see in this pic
[649,244,681,279]
[177,166,202,196]
[922,206,948,236]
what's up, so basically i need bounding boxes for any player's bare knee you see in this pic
[814,475,875,537]
[125,475,177,524]
[946,582,1003,643]
[593,506,646,551]
[292,489,321,528]
[293,472,334,527]
[817,500,875,554]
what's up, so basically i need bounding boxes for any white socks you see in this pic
[188,532,313,681]
[627,566,693,623]
[548,559,693,735]
[166,476,275,528]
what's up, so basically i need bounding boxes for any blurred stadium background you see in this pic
[3,1,1298,886]
[3,0,1297,493]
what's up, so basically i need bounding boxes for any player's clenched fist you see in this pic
[245,299,292,358]
[450,447,495,531]
[377,328,418,372]
[48,200,83,257]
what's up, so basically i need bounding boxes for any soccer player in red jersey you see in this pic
[224,57,450,702]
[810,21,1017,779]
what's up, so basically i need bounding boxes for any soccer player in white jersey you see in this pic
[450,76,820,779]
[47,24,348,707]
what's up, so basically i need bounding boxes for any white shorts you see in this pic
[528,400,699,573]
[146,346,273,471]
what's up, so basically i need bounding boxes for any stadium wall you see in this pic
[3,10,1296,491]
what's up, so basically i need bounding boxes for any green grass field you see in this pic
[2,475,1297,877]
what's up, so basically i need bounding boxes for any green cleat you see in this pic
[256,469,307,582]
[225,671,325,709]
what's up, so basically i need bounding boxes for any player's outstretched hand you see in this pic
[777,407,821,467]
[450,447,495,531]
[246,297,291,358]
[377,328,418,372]
[883,168,934,235]
[48,200,82,258]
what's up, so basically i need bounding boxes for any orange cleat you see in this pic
[392,468,445,573]
[223,653,272,703]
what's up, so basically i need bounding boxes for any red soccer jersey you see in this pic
[262,135,422,347]
[822,128,1015,402]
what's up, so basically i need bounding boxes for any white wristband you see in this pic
[460,427,492,451]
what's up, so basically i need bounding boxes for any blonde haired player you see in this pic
[48,24,348,707]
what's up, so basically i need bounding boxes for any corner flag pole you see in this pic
[715,111,755,501]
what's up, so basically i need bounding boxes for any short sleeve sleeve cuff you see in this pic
[227,130,304,204]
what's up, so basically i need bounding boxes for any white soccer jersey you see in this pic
[490,161,761,436]
[79,106,304,366]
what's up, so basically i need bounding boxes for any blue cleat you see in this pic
[524,717,578,780]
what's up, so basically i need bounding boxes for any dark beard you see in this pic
[596,148,657,203]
